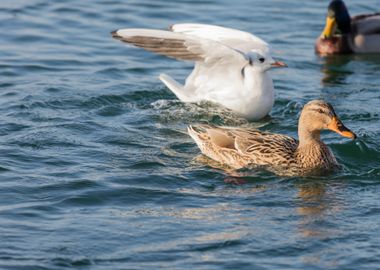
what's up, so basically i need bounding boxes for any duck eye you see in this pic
[258,57,265,63]
[317,109,324,114]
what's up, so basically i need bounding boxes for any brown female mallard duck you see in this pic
[188,100,356,176]
[315,0,380,55]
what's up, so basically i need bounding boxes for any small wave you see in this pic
[151,99,249,126]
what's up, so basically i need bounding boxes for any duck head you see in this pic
[315,0,353,55]
[298,100,356,143]
[322,0,351,38]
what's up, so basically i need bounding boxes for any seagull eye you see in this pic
[258,57,265,63]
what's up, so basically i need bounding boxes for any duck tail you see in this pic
[187,125,203,141]
[187,125,209,148]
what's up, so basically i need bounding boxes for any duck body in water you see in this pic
[315,0,380,55]
[188,100,356,176]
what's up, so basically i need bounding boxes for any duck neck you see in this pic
[297,116,322,148]
[298,128,321,147]
[296,118,334,168]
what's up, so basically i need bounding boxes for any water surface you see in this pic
[0,0,379,269]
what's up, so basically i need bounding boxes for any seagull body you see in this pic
[112,24,286,120]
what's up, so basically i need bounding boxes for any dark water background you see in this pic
[1,0,380,269]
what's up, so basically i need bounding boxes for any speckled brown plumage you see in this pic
[188,100,356,176]
[111,31,205,61]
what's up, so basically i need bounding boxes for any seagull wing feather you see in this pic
[170,23,270,54]
[112,28,248,66]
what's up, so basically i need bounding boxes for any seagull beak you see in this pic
[270,60,287,68]
[327,116,356,140]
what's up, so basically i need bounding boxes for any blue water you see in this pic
[1,0,380,269]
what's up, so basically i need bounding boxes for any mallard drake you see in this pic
[315,0,380,55]
[188,100,356,176]
[111,23,286,120]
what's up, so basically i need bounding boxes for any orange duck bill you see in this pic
[328,116,356,139]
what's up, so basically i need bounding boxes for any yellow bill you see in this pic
[321,17,336,39]
[327,116,356,139]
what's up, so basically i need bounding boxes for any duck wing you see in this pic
[188,125,298,168]
[353,13,380,35]
[188,125,252,169]
[232,128,298,167]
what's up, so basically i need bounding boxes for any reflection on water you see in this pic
[296,181,344,267]
[297,182,329,238]
[320,56,353,86]
[296,180,346,238]
[320,54,380,86]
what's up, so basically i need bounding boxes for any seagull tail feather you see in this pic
[159,74,193,102]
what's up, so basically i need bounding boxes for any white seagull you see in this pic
[111,23,286,120]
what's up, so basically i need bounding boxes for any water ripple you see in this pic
[1,0,380,269]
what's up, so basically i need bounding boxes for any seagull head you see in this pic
[246,51,287,72]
